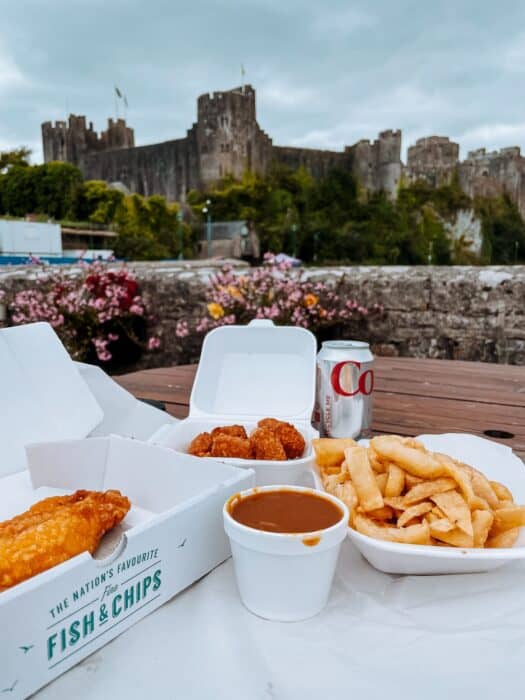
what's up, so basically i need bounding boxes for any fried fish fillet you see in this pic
[0,490,130,590]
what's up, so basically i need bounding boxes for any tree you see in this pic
[478,194,525,263]
[0,165,38,215]
[73,180,125,224]
[34,162,83,219]
[0,161,82,218]
[0,147,31,174]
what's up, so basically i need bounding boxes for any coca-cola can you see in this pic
[315,340,374,439]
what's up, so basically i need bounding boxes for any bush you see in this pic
[3,263,161,371]
[174,253,381,339]
[0,161,83,219]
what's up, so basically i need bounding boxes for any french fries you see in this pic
[311,438,357,467]
[344,446,383,512]
[312,434,525,550]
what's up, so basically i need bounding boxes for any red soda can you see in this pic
[315,340,374,439]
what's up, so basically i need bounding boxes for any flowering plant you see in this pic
[176,253,379,338]
[5,263,160,366]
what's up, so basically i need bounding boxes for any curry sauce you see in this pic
[229,490,343,533]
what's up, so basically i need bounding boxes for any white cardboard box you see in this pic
[151,320,319,486]
[0,437,254,699]
[0,323,255,697]
[0,322,178,475]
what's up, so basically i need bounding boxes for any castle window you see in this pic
[219,165,223,176]
[225,143,230,152]
[220,144,225,152]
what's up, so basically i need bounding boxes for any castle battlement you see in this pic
[40,84,525,217]
[41,114,134,167]
[466,146,521,161]
[379,129,401,139]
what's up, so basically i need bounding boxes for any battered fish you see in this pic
[0,490,130,590]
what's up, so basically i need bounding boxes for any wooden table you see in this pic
[116,357,525,460]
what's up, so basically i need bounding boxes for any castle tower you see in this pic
[41,114,134,169]
[406,136,459,186]
[346,131,402,198]
[101,118,135,150]
[194,85,272,187]
[376,130,402,195]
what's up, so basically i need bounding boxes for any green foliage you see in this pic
[0,161,82,219]
[73,180,124,224]
[112,193,192,260]
[34,162,83,219]
[476,194,525,264]
[1,145,524,263]
[189,166,525,265]
[0,147,31,173]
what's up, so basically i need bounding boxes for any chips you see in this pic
[315,434,524,550]
[344,446,383,512]
[312,438,357,468]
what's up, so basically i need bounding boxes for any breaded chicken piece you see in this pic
[211,434,254,459]
[188,432,213,457]
[211,425,248,440]
[257,418,282,431]
[257,419,305,459]
[0,490,130,590]
[274,422,305,459]
[250,427,287,461]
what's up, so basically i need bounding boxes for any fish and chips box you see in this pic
[0,322,178,476]
[0,323,254,698]
[150,320,319,485]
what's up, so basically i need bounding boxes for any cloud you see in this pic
[258,80,316,108]
[309,6,375,39]
[501,33,525,72]
[1,0,525,165]
[0,46,27,94]
[458,123,525,156]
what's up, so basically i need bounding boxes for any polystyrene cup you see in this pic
[223,485,349,621]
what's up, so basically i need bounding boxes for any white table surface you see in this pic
[38,539,525,700]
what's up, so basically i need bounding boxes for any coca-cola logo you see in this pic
[330,361,374,397]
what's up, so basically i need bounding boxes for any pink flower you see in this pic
[147,336,161,350]
[175,321,189,338]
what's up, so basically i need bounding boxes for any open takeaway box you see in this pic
[0,323,254,698]
[150,320,320,485]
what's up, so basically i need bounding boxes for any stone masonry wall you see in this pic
[0,263,523,370]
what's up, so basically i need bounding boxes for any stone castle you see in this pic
[41,85,525,217]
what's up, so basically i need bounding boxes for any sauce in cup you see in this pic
[223,485,349,621]
[228,489,343,533]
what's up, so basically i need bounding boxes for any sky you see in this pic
[2,0,525,163]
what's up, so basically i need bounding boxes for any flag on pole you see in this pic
[115,86,122,99]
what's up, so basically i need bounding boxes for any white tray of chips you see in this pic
[314,433,525,575]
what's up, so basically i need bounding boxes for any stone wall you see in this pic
[272,146,350,181]
[1,263,523,370]
[83,136,200,202]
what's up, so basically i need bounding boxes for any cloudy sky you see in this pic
[2,0,525,163]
